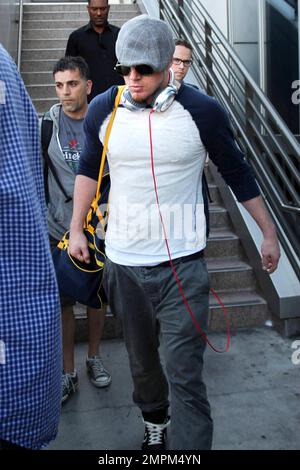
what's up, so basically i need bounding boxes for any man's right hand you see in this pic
[69,230,90,264]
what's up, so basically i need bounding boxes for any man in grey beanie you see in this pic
[69,15,280,450]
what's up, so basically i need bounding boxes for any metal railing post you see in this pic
[178,0,184,36]
[159,0,164,20]
[245,79,254,143]
[205,20,213,96]
[17,0,24,71]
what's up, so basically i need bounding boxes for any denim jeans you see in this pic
[104,254,213,450]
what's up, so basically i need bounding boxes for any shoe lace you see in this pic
[88,357,106,376]
[62,373,76,393]
[144,420,169,446]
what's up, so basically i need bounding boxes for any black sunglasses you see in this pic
[114,63,155,77]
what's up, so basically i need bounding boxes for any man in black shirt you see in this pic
[65,0,124,102]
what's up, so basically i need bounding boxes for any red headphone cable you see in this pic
[148,109,230,353]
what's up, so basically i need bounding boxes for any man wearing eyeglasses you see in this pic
[69,15,280,451]
[65,0,124,102]
[171,38,193,83]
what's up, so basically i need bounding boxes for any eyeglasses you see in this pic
[114,63,155,77]
[172,58,193,67]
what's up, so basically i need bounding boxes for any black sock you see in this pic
[142,408,168,424]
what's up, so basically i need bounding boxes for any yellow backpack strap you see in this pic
[95,85,125,202]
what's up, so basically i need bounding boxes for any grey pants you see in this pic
[104,254,213,450]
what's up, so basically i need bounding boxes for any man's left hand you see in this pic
[261,234,281,274]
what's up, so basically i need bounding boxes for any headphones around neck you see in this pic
[121,69,179,113]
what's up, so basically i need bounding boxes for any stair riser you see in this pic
[23,23,124,39]
[208,269,255,291]
[23,72,54,85]
[207,186,222,204]
[24,5,140,13]
[33,98,58,114]
[27,86,57,99]
[209,211,231,229]
[74,301,269,342]
[23,39,68,49]
[22,60,58,72]
[22,49,65,61]
[206,238,243,258]
[23,12,138,21]
[23,15,137,29]
[208,303,268,332]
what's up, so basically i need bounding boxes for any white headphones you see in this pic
[121,69,178,113]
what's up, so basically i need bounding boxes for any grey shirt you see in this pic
[41,104,86,240]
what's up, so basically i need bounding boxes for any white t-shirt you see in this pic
[100,100,207,266]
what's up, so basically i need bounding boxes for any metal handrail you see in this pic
[17,0,24,70]
[160,0,300,277]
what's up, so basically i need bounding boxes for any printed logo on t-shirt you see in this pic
[62,138,82,173]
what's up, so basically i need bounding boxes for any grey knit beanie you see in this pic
[116,15,175,72]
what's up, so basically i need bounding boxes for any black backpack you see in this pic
[41,116,72,204]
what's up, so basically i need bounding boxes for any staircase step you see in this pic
[32,97,58,114]
[207,184,222,204]
[23,11,138,22]
[207,257,254,290]
[206,228,243,258]
[24,4,140,13]
[74,287,269,342]
[204,166,214,184]
[22,71,54,85]
[208,289,269,332]
[26,84,58,99]
[22,24,125,39]
[22,48,65,61]
[21,59,59,72]
[23,16,137,29]
[209,205,232,229]
[23,39,69,49]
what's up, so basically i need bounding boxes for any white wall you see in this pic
[199,0,228,36]
[0,0,20,59]
[137,0,160,17]
[230,0,260,83]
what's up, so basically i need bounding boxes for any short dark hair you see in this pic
[87,0,109,5]
[53,56,90,80]
[174,38,193,53]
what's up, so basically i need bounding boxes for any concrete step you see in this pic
[22,71,54,85]
[74,287,269,342]
[23,11,138,21]
[208,289,269,332]
[26,84,57,100]
[204,166,214,184]
[21,59,59,72]
[22,48,65,61]
[22,24,125,39]
[207,257,255,290]
[206,228,243,258]
[22,39,68,49]
[23,16,137,29]
[24,4,140,13]
[207,184,222,205]
[32,97,58,114]
[209,205,232,229]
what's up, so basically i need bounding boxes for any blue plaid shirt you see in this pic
[0,45,61,449]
